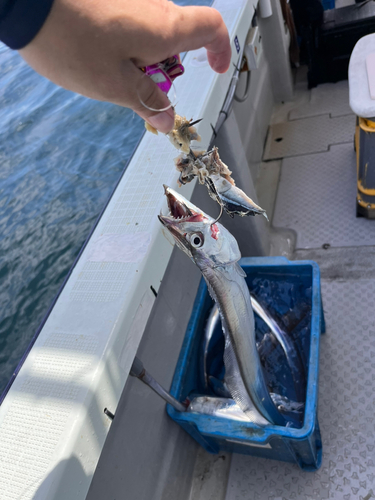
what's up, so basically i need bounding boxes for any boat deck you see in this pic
[188,69,375,500]
[84,61,375,500]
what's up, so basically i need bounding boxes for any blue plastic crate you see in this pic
[167,256,324,471]
[322,0,335,10]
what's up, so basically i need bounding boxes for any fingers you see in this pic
[126,63,175,133]
[123,3,231,132]
[172,6,231,74]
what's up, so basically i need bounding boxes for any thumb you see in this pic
[129,63,175,134]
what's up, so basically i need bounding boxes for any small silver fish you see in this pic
[159,186,286,426]
[174,147,268,220]
[187,396,252,422]
[187,395,304,422]
[206,174,269,220]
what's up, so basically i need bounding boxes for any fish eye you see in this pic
[190,233,203,248]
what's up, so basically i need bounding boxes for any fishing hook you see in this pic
[211,205,223,226]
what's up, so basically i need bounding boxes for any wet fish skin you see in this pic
[188,396,253,422]
[201,305,221,391]
[158,185,240,269]
[206,174,269,220]
[159,186,286,426]
[188,395,304,424]
[204,298,306,404]
[204,306,305,426]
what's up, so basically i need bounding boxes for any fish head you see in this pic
[158,186,241,269]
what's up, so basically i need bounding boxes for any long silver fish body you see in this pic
[187,396,304,422]
[203,263,284,425]
[159,186,286,426]
[188,396,252,422]
[204,298,306,403]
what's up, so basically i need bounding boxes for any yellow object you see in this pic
[359,117,375,132]
[357,195,375,210]
[355,118,360,172]
[357,178,375,196]
[356,117,375,216]
[144,122,158,135]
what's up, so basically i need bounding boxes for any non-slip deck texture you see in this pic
[271,79,353,125]
[264,78,355,160]
[289,81,353,120]
[263,114,354,160]
[226,277,375,500]
[225,68,375,499]
[273,144,375,249]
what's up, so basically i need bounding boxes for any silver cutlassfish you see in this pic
[199,302,305,423]
[203,298,306,404]
[159,186,286,426]
[187,395,304,423]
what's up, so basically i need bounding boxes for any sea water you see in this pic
[0,0,211,397]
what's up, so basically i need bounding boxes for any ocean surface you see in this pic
[0,0,211,397]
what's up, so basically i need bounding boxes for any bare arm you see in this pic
[19,0,231,133]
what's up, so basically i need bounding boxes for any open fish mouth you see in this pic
[158,185,206,225]
[158,185,208,245]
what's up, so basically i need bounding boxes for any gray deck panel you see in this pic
[188,449,232,500]
[263,114,354,160]
[289,81,353,121]
[272,144,375,249]
[293,246,375,281]
[226,278,375,500]
[226,64,375,499]
[335,0,355,6]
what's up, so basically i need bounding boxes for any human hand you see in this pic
[20,0,231,133]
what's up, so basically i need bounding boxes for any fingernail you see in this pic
[146,109,175,134]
